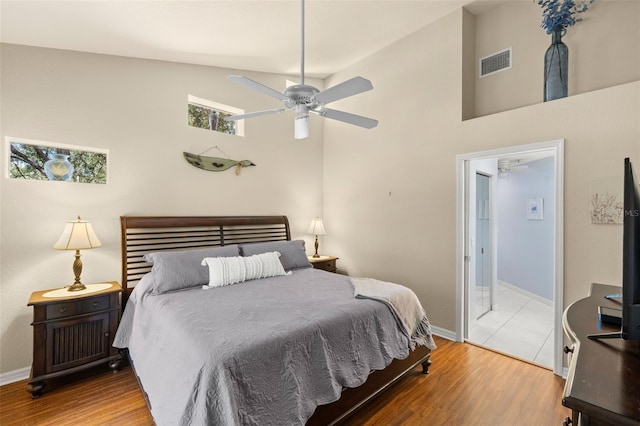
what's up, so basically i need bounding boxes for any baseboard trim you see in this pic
[0,367,30,386]
[431,325,457,342]
[497,280,553,307]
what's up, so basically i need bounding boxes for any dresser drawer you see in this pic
[45,295,111,320]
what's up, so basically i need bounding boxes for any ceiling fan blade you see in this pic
[317,108,378,129]
[224,108,287,121]
[227,75,290,102]
[314,76,373,105]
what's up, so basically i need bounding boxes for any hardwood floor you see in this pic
[0,337,570,425]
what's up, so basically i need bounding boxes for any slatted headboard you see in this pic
[120,216,290,304]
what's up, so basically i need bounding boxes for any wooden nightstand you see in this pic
[308,255,339,273]
[27,281,124,397]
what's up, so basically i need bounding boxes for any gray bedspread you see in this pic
[114,268,426,425]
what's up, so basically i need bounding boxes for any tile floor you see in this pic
[468,282,554,369]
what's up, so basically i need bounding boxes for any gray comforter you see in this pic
[114,268,423,425]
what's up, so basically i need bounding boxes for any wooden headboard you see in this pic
[120,215,290,303]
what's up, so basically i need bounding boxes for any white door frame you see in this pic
[455,139,564,376]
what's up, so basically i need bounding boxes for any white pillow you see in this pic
[201,252,291,289]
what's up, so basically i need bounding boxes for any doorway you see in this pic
[455,140,564,376]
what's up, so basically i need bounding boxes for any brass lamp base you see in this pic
[66,250,87,292]
[312,235,320,258]
[67,282,87,292]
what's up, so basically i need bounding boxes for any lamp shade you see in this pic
[307,217,326,235]
[53,217,102,250]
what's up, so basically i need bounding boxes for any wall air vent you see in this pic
[479,48,512,78]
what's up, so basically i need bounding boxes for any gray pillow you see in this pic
[239,240,312,271]
[144,245,240,294]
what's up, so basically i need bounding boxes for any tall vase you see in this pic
[544,29,568,102]
[44,151,74,181]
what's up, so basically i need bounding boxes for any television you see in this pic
[590,157,640,340]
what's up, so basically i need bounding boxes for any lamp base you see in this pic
[313,235,321,258]
[67,282,87,292]
[67,250,86,291]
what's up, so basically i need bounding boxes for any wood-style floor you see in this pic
[0,337,570,425]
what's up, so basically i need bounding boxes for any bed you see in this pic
[114,215,434,425]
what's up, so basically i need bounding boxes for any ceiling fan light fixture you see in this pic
[294,105,309,139]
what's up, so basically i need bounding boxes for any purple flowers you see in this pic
[537,0,596,33]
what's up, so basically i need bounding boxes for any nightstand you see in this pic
[308,255,339,273]
[27,281,124,398]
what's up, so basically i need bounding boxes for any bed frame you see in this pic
[120,215,431,425]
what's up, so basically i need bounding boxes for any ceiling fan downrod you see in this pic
[300,0,305,86]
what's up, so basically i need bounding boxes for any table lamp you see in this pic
[53,216,102,291]
[307,217,326,258]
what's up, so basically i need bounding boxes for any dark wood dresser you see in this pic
[562,283,640,425]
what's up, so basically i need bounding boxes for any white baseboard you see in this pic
[497,280,553,307]
[430,325,457,342]
[0,367,30,386]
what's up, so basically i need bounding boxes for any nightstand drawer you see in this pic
[319,259,336,271]
[45,295,111,320]
[45,301,80,320]
[81,295,111,313]
[309,256,339,273]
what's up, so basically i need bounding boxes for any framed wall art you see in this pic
[590,176,623,224]
[527,198,544,220]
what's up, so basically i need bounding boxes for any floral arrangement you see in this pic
[537,0,596,34]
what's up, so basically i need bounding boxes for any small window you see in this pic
[6,137,108,184]
[188,95,244,136]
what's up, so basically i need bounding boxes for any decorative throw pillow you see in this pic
[144,245,240,294]
[239,240,312,271]
[202,252,291,289]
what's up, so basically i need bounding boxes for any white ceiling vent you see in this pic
[479,48,512,78]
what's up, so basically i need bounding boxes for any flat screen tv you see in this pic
[590,157,640,340]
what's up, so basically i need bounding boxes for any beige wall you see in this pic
[471,1,640,117]
[0,44,324,375]
[323,8,639,334]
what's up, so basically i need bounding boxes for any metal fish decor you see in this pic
[183,149,255,176]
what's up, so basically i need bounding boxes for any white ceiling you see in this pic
[0,0,487,79]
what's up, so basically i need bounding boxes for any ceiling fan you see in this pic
[498,159,528,177]
[224,0,378,139]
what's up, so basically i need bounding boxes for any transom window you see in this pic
[187,95,244,136]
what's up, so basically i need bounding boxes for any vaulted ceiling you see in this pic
[0,0,483,78]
